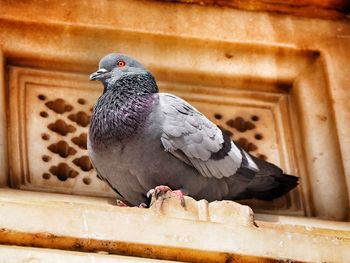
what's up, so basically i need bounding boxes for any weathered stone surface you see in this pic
[0,245,175,263]
[208,200,255,226]
[165,0,350,19]
[0,189,350,262]
[149,192,255,227]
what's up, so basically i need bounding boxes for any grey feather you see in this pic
[159,93,242,178]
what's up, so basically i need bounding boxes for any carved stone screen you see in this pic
[8,66,303,215]
[5,30,350,220]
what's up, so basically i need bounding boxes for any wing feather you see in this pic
[158,93,253,179]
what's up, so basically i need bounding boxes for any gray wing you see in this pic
[158,93,259,179]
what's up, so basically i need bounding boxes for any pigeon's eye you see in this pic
[117,60,126,67]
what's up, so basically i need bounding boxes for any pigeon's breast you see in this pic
[89,93,159,146]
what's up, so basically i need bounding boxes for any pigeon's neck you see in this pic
[103,72,158,95]
[89,88,158,147]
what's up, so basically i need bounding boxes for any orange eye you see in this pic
[117,60,126,67]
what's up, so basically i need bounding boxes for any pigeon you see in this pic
[88,53,299,207]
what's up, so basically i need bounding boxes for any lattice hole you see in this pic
[251,115,259,122]
[214,113,223,120]
[38,94,46,101]
[236,138,258,152]
[42,155,51,162]
[226,117,256,132]
[71,133,88,150]
[77,98,86,105]
[255,133,263,140]
[42,173,51,180]
[45,98,73,114]
[41,133,50,141]
[48,141,77,158]
[83,177,91,185]
[73,156,93,172]
[48,119,76,136]
[40,111,49,118]
[49,163,79,181]
[68,111,90,127]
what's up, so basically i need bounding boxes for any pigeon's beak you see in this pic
[89,68,108,81]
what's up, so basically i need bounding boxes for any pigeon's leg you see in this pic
[147,185,186,208]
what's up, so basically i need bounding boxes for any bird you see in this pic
[88,53,299,207]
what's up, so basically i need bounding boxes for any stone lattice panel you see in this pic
[26,84,115,196]
[8,67,114,197]
[8,67,302,214]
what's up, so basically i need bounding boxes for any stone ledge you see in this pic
[0,245,176,263]
[0,189,349,262]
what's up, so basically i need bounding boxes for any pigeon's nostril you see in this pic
[97,68,107,74]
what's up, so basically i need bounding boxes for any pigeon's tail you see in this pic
[253,173,299,201]
[247,155,299,201]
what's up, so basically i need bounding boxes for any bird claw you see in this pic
[147,185,186,208]
[147,185,171,199]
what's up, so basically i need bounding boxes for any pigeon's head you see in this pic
[89,53,148,85]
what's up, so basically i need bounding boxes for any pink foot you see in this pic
[147,185,186,207]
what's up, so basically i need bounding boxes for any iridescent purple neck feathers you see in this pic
[89,73,159,146]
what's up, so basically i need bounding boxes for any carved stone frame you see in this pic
[0,0,350,261]
[2,37,348,220]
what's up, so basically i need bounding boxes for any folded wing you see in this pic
[159,93,259,180]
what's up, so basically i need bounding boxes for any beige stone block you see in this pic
[0,245,178,263]
[0,50,7,187]
[209,201,255,226]
[149,192,255,227]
